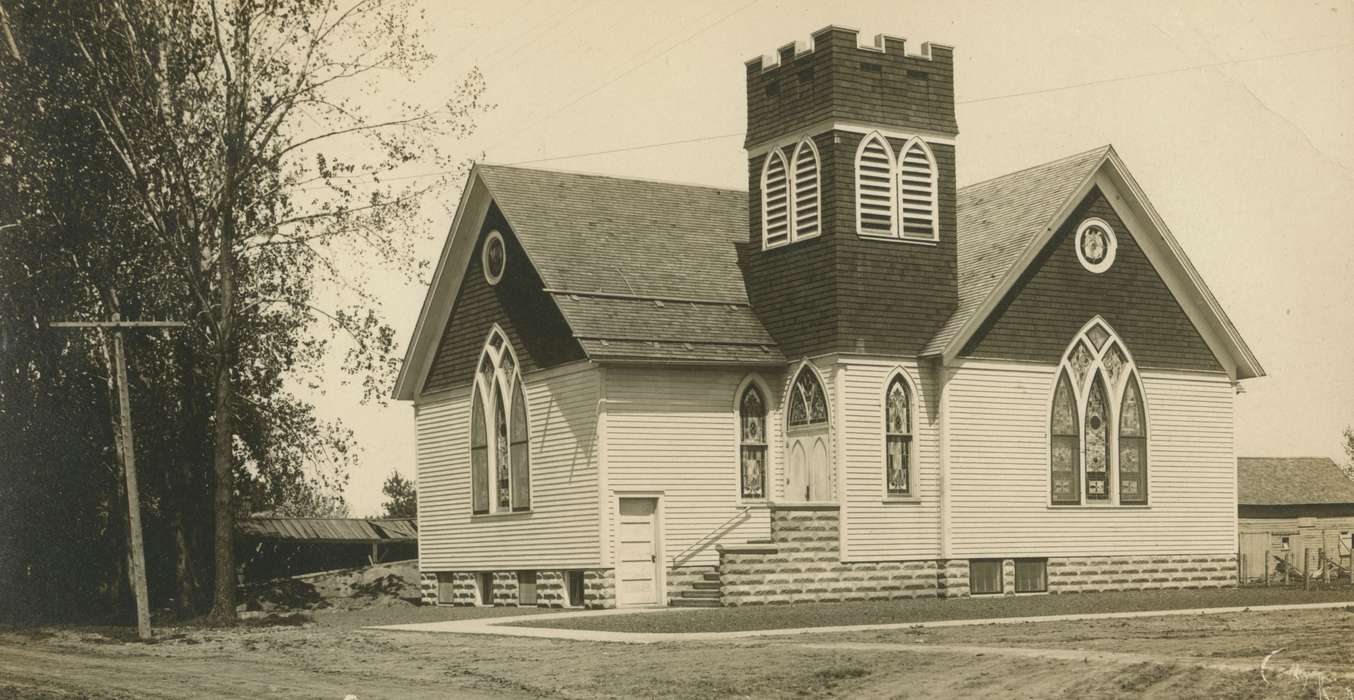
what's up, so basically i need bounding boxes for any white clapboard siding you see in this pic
[415,362,602,570]
[604,367,779,568]
[946,360,1236,557]
[839,359,942,561]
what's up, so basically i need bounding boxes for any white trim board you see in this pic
[932,147,1264,382]
[747,120,956,159]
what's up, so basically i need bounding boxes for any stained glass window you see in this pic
[1069,341,1094,389]
[1086,324,1110,351]
[788,367,828,428]
[495,385,510,509]
[510,382,531,511]
[739,385,767,499]
[1103,344,1126,391]
[1119,378,1147,504]
[471,329,530,515]
[471,388,489,514]
[1084,374,1110,501]
[1050,371,1080,504]
[885,377,912,496]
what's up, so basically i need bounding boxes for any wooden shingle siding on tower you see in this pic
[415,362,602,571]
[945,361,1236,558]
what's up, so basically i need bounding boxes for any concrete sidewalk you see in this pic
[366,600,1354,644]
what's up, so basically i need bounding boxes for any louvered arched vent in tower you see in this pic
[898,138,939,241]
[761,149,791,248]
[855,132,895,237]
[791,139,820,241]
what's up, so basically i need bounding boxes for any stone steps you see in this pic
[670,597,722,608]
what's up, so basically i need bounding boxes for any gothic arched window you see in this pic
[791,139,821,241]
[470,326,531,514]
[761,149,791,248]
[885,374,913,496]
[1050,318,1149,506]
[855,132,896,237]
[738,383,767,499]
[787,367,828,428]
[897,137,939,241]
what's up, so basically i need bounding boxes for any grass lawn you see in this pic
[513,586,1354,634]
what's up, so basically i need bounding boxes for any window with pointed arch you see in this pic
[761,139,821,249]
[884,374,914,496]
[738,382,768,499]
[470,327,531,514]
[1050,319,1149,506]
[787,367,829,428]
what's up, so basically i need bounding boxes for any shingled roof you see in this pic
[922,146,1110,356]
[477,165,784,365]
[1238,457,1354,506]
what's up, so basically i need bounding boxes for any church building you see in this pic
[394,26,1264,608]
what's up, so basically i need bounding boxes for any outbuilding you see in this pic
[1237,457,1354,582]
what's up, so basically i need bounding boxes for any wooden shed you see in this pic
[1238,457,1354,582]
[236,517,418,581]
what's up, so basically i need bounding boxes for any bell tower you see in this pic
[739,26,960,358]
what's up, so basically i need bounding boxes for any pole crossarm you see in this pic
[51,320,187,328]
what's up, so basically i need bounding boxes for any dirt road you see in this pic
[2,606,1351,698]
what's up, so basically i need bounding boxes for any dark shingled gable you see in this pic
[1238,457,1354,506]
[922,146,1109,356]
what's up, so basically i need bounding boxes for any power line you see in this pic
[958,41,1353,105]
[300,40,1352,187]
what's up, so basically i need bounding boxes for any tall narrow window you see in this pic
[470,327,530,515]
[510,381,531,511]
[1118,377,1147,504]
[761,149,791,248]
[885,376,913,496]
[898,138,939,241]
[791,140,820,241]
[494,384,510,510]
[471,389,489,514]
[1050,371,1080,505]
[738,385,767,499]
[855,133,895,237]
[1084,374,1110,501]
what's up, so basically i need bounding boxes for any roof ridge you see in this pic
[958,144,1111,193]
[478,161,745,195]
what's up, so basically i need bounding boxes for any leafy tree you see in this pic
[0,0,487,621]
[380,470,416,518]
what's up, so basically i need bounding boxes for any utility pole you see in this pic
[52,316,185,641]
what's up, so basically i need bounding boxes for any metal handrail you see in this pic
[670,505,754,568]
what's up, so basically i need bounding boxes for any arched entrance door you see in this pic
[784,366,831,501]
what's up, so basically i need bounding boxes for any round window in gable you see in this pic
[1075,218,1117,274]
[482,230,507,285]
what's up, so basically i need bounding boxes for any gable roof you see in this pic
[1238,457,1354,506]
[922,146,1109,357]
[921,145,1264,381]
[393,165,783,400]
[395,146,1264,400]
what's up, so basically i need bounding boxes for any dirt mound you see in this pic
[239,560,420,614]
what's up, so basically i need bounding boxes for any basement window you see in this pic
[969,560,1003,595]
[436,573,455,605]
[565,571,586,607]
[517,571,538,606]
[1014,559,1048,593]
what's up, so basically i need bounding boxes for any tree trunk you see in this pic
[207,357,235,621]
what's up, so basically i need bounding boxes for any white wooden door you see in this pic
[785,433,830,501]
[617,498,659,606]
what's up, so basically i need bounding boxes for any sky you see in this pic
[319,0,1354,516]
